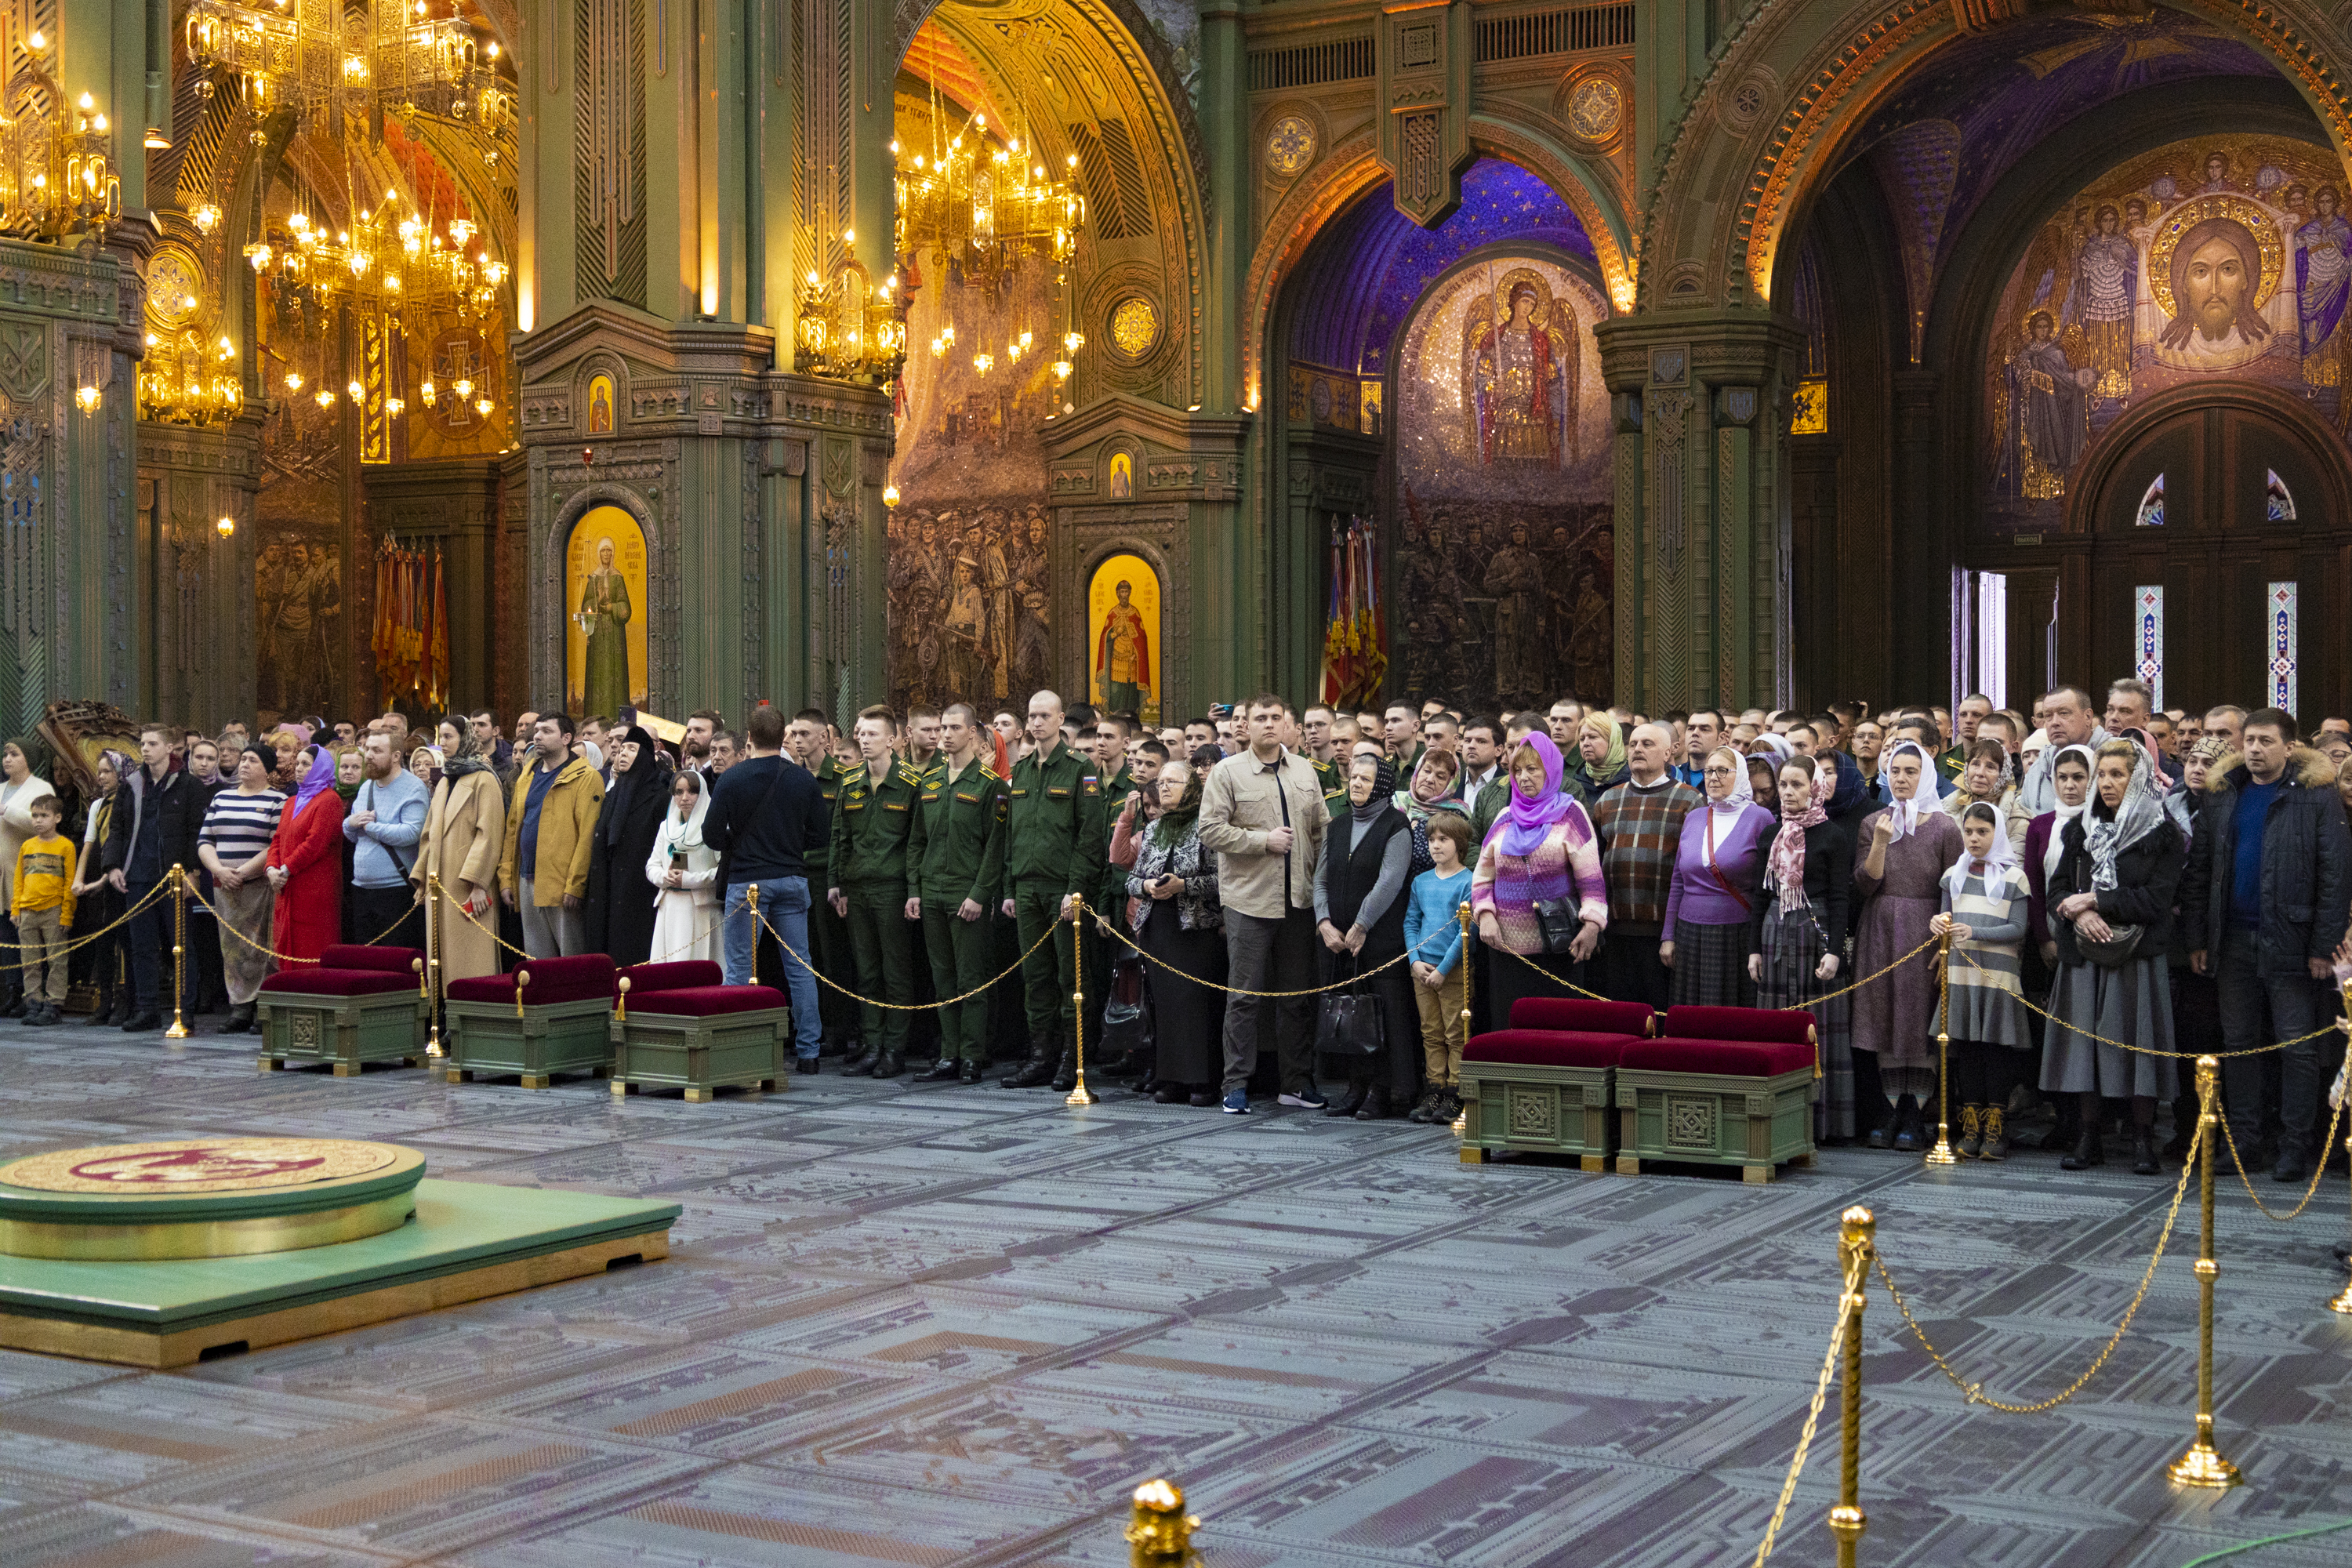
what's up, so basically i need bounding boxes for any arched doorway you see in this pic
[2071,386,2351,719]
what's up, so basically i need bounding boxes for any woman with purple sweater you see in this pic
[1662,746,1774,1007]
[1472,733,1608,1018]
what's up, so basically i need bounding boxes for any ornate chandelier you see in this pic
[894,96,1087,389]
[793,228,907,387]
[0,31,122,245]
[137,330,241,425]
[896,112,1083,291]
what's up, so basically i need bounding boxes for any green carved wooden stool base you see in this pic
[445,996,615,1088]
[608,1007,789,1102]
[1613,1065,1817,1183]
[256,992,429,1077]
[1456,1064,1616,1171]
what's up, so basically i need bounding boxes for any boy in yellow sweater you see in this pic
[14,794,74,1025]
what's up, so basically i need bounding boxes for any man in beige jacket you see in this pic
[498,713,604,957]
[1198,695,1329,1113]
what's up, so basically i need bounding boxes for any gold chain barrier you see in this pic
[1924,928,1958,1165]
[1751,1207,1867,1568]
[1952,945,2328,1058]
[0,877,172,978]
[1875,1103,2197,1414]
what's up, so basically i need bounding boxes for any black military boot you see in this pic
[840,1039,879,1076]
[1050,1045,1080,1093]
[871,1048,904,1079]
[1001,1037,1057,1088]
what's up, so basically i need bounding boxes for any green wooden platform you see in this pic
[0,1181,680,1368]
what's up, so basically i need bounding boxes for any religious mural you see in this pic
[255,387,347,724]
[1087,554,1160,721]
[883,92,1064,715]
[1985,136,2352,524]
[565,506,649,717]
[1392,252,1613,710]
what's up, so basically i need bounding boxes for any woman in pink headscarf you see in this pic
[266,746,345,962]
[1471,733,1608,1021]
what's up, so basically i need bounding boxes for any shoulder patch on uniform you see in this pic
[896,764,926,787]
[1082,779,1100,796]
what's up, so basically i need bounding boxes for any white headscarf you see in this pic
[1881,740,1936,841]
[1942,799,2022,901]
[2044,744,2094,884]
[1702,746,1754,822]
[2084,742,2170,893]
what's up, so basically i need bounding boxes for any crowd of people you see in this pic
[27,679,2352,1178]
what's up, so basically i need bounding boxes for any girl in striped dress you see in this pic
[1929,801,2032,1160]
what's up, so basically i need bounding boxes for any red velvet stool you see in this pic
[1613,1006,1820,1182]
[256,945,429,1076]
[442,954,619,1087]
[1458,998,1656,1171]
[608,961,790,1102]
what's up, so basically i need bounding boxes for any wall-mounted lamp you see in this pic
[216,515,235,538]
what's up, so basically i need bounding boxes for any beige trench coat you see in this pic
[412,768,506,984]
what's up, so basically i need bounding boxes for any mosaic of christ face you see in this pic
[2182,235,2251,340]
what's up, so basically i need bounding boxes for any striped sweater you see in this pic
[1591,777,1704,930]
[1470,808,1609,956]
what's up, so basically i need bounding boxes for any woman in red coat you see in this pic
[267,746,343,962]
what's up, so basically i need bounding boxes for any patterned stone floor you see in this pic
[4,1024,2351,1567]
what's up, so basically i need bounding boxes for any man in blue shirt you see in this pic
[2183,709,2352,1181]
[344,731,429,950]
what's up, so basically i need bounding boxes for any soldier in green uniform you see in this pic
[789,710,862,1065]
[1302,704,1345,795]
[998,688,1108,1088]
[828,706,926,1078]
[907,702,1007,1083]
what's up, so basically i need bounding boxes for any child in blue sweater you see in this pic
[1403,813,1476,1123]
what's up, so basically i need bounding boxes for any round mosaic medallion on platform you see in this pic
[1265,114,1317,176]
[1109,295,1161,360]
[0,1140,424,1261]
[1567,78,1623,143]
[1,1138,400,1195]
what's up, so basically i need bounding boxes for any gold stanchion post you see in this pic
[424,873,444,1059]
[163,865,190,1040]
[2168,1054,2241,1487]
[1828,1204,1874,1568]
[1066,895,1097,1105]
[1451,899,1472,1137]
[1924,927,1958,1165]
[1125,1479,1197,1566]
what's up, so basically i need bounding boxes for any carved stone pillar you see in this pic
[1595,309,1802,712]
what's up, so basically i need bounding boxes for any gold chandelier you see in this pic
[137,331,241,425]
[0,31,122,244]
[896,113,1083,290]
[895,98,1087,388]
[793,227,906,387]
[186,0,513,160]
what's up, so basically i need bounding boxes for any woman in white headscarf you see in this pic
[2041,738,2184,1176]
[1851,739,1966,1151]
[645,768,720,964]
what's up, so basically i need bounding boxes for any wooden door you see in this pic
[2072,387,2350,722]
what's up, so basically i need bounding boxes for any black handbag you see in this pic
[1533,897,1587,956]
[1316,964,1385,1057]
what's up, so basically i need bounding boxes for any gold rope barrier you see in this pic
[1925,928,1957,1165]
[0,877,172,977]
[1829,1207,1872,1568]
[1067,895,1097,1106]
[185,884,419,965]
[165,866,190,1040]
[1099,915,1415,998]
[1486,927,1945,1011]
[1952,946,2327,1059]
[747,894,1062,1011]
[2169,1055,2241,1486]
[1750,1208,1866,1568]
[1872,1106,2198,1413]
[2216,1091,2345,1223]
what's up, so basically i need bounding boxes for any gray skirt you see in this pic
[2040,953,2177,1100]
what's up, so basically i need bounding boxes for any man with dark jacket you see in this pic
[2181,708,2352,1181]
[102,724,210,1033]
[704,703,829,1069]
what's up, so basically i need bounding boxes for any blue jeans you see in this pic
[724,877,822,1058]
